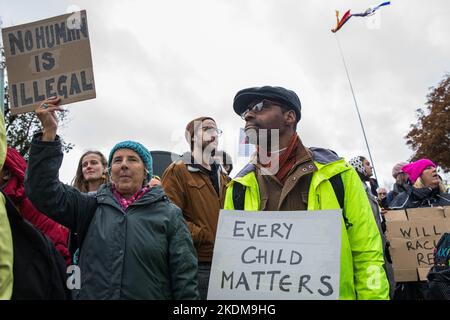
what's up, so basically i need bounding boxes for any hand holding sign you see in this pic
[35,96,63,141]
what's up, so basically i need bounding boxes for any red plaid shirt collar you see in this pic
[111,184,150,211]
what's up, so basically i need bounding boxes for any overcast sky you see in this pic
[1,0,449,188]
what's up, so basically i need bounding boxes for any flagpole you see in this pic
[334,33,378,181]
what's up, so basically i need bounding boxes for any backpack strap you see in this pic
[329,174,352,229]
[329,174,344,208]
[232,182,246,210]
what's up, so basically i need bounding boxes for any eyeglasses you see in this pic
[202,126,223,136]
[240,99,283,120]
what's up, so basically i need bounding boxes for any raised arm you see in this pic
[24,97,96,231]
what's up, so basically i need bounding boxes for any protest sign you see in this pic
[208,210,342,300]
[1,10,95,114]
[385,206,450,282]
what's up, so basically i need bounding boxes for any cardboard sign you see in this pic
[207,210,342,300]
[385,206,450,282]
[1,10,95,114]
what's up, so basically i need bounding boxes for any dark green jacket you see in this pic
[25,135,199,300]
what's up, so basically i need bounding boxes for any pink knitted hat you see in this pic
[401,159,436,183]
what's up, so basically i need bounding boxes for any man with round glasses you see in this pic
[162,117,229,299]
[224,85,390,300]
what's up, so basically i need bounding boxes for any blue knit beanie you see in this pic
[108,141,153,182]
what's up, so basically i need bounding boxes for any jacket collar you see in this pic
[179,151,225,192]
[95,183,167,209]
[235,146,344,177]
[232,145,351,193]
[181,151,222,174]
[309,147,341,164]
[410,187,440,201]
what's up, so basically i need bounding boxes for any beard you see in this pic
[191,140,217,165]
[202,140,217,156]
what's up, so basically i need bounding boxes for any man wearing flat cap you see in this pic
[224,86,390,300]
[162,117,230,300]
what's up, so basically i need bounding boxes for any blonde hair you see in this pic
[413,177,446,193]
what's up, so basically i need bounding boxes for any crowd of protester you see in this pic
[0,86,449,300]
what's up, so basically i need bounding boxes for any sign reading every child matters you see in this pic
[1,10,95,115]
[207,210,342,300]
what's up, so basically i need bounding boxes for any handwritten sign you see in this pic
[1,10,95,114]
[207,210,342,300]
[385,206,450,281]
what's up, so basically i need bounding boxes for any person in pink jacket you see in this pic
[0,147,70,265]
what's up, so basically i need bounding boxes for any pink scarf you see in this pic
[112,185,150,211]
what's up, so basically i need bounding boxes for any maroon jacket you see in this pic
[2,147,70,265]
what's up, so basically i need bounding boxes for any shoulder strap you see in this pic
[232,182,246,210]
[329,174,344,208]
[329,174,352,229]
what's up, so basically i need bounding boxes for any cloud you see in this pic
[3,0,448,186]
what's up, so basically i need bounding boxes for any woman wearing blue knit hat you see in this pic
[24,96,199,300]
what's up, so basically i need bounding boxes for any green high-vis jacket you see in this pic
[224,148,390,300]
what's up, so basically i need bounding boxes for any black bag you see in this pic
[3,192,70,300]
[427,232,450,300]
